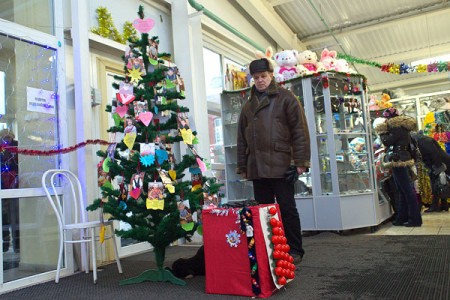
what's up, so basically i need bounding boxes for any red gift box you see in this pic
[204,204,292,298]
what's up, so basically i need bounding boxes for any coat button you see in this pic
[253,117,257,121]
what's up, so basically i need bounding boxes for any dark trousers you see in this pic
[392,167,422,225]
[252,178,304,257]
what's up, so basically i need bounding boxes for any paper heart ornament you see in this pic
[139,111,153,127]
[116,93,135,105]
[124,132,136,150]
[130,187,141,200]
[116,105,129,118]
[168,170,177,181]
[133,18,155,33]
[197,157,207,172]
[180,128,193,145]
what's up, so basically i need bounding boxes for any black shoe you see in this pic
[424,206,440,213]
[441,205,449,212]
[392,220,407,226]
[291,253,303,266]
[404,222,421,227]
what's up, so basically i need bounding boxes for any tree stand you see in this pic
[119,247,186,286]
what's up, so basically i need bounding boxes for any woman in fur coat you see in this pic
[374,108,422,227]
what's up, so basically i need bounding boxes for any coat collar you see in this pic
[249,78,279,101]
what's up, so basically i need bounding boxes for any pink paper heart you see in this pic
[116,93,135,105]
[129,188,141,200]
[133,18,155,33]
[116,105,128,118]
[139,111,153,127]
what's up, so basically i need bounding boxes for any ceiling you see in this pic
[234,0,450,94]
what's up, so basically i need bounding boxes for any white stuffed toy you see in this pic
[320,48,338,71]
[274,50,299,82]
[296,50,319,73]
[335,59,356,74]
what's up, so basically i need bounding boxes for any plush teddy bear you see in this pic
[273,49,299,82]
[296,50,319,73]
[320,48,338,71]
[335,59,356,74]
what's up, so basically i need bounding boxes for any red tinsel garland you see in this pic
[0,139,110,156]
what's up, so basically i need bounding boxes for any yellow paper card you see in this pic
[146,198,165,210]
[99,224,106,244]
[166,184,175,193]
[180,128,193,145]
[124,132,137,150]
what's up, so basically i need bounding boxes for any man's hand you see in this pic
[297,167,307,175]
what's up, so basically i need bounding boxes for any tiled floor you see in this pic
[373,210,450,235]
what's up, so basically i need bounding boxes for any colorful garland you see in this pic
[0,139,110,156]
[337,53,450,75]
[239,207,261,295]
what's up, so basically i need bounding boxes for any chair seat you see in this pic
[63,220,113,230]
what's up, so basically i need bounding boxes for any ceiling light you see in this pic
[411,54,450,66]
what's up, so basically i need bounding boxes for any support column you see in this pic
[171,1,211,176]
[70,0,95,213]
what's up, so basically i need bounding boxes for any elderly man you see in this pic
[236,58,311,263]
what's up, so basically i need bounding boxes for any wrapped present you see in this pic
[203,204,296,298]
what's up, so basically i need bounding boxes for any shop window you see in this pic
[0,0,55,35]
[0,33,60,189]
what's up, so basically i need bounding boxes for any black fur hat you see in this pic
[249,58,274,75]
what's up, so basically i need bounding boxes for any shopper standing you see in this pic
[411,132,450,212]
[374,108,422,227]
[236,58,311,263]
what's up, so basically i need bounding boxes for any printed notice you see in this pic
[27,87,56,114]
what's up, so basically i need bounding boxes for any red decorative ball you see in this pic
[273,250,281,259]
[271,235,280,244]
[269,207,277,215]
[276,260,284,267]
[270,218,278,227]
[276,220,283,227]
[274,244,283,251]
[287,271,295,279]
[287,255,294,263]
[272,227,282,235]
[275,267,283,276]
[280,236,287,244]
[278,276,287,285]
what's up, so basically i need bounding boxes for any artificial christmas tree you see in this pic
[87,6,220,286]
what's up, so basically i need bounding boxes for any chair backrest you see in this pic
[42,169,87,228]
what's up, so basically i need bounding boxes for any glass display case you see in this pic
[220,89,253,203]
[290,73,392,231]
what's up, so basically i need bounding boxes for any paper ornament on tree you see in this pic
[168,170,177,181]
[116,105,129,118]
[117,93,136,105]
[165,78,176,89]
[99,224,106,244]
[166,184,175,194]
[128,67,143,83]
[155,149,168,164]
[129,187,141,200]
[180,128,193,144]
[133,18,155,33]
[139,111,153,126]
[146,199,164,210]
[113,113,122,126]
[124,132,137,149]
[196,157,207,172]
[140,154,155,167]
[102,157,111,172]
[119,82,134,95]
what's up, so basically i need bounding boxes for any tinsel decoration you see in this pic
[336,53,382,68]
[417,162,432,205]
[240,207,261,295]
[91,7,138,44]
[0,139,110,156]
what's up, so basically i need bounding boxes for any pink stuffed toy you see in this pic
[320,48,337,71]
